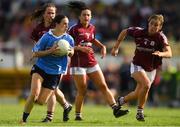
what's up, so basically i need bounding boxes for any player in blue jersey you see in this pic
[30,3,73,122]
[20,14,74,124]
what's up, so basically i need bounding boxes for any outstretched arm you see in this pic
[92,39,106,59]
[152,45,172,58]
[111,29,127,56]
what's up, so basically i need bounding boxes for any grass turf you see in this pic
[0,104,180,126]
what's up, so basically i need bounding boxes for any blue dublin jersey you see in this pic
[32,29,74,74]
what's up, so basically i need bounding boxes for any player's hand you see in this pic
[51,44,59,54]
[111,47,119,56]
[152,51,162,57]
[68,48,74,57]
[101,46,106,59]
[79,46,93,54]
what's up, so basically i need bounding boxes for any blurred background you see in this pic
[0,0,179,108]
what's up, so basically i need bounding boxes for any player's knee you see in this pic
[35,99,45,105]
[133,90,139,98]
[78,88,87,96]
[142,83,151,92]
[29,93,39,102]
[140,80,151,90]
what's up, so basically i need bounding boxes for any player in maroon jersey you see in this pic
[30,3,56,43]
[28,3,72,123]
[111,14,172,121]
[68,1,129,120]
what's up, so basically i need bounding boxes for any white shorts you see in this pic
[130,63,156,84]
[70,64,101,75]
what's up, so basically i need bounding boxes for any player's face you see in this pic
[43,7,56,24]
[57,17,69,32]
[148,19,162,35]
[79,9,91,26]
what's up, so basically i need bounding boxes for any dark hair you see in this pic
[67,1,90,15]
[53,14,67,24]
[31,3,56,21]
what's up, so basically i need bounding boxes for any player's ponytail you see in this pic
[67,1,89,16]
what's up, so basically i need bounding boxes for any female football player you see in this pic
[68,1,129,120]
[20,14,74,124]
[30,3,72,122]
[111,14,172,121]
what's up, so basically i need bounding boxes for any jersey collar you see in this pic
[48,29,66,38]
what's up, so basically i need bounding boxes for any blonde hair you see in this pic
[148,14,164,26]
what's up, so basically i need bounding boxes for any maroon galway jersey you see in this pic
[127,27,169,71]
[30,22,55,42]
[69,22,97,67]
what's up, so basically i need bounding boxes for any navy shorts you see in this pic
[30,65,61,90]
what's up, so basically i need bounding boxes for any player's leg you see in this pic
[118,84,141,106]
[21,73,43,123]
[38,73,63,122]
[42,74,63,122]
[131,71,151,121]
[87,65,129,118]
[55,88,72,121]
[73,74,87,120]
[42,74,72,122]
[88,70,115,105]
[36,87,54,104]
[42,93,56,122]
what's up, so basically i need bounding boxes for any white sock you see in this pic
[63,102,69,110]
[137,108,144,114]
[76,112,82,117]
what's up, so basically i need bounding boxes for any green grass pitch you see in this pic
[0,104,180,126]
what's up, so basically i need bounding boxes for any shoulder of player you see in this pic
[128,27,144,31]
[127,27,145,36]
[158,31,167,38]
[63,33,74,41]
[32,23,45,33]
[89,24,96,31]
[89,23,95,28]
[69,24,78,31]
[69,23,95,29]
[157,31,168,43]
[40,30,52,40]
[34,22,44,29]
[127,27,145,34]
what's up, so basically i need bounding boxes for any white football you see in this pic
[53,39,70,56]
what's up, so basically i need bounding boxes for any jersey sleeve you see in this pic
[159,32,169,46]
[30,28,39,42]
[68,26,76,39]
[127,27,143,37]
[92,26,96,41]
[66,34,74,48]
[69,36,74,47]
[32,34,48,52]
